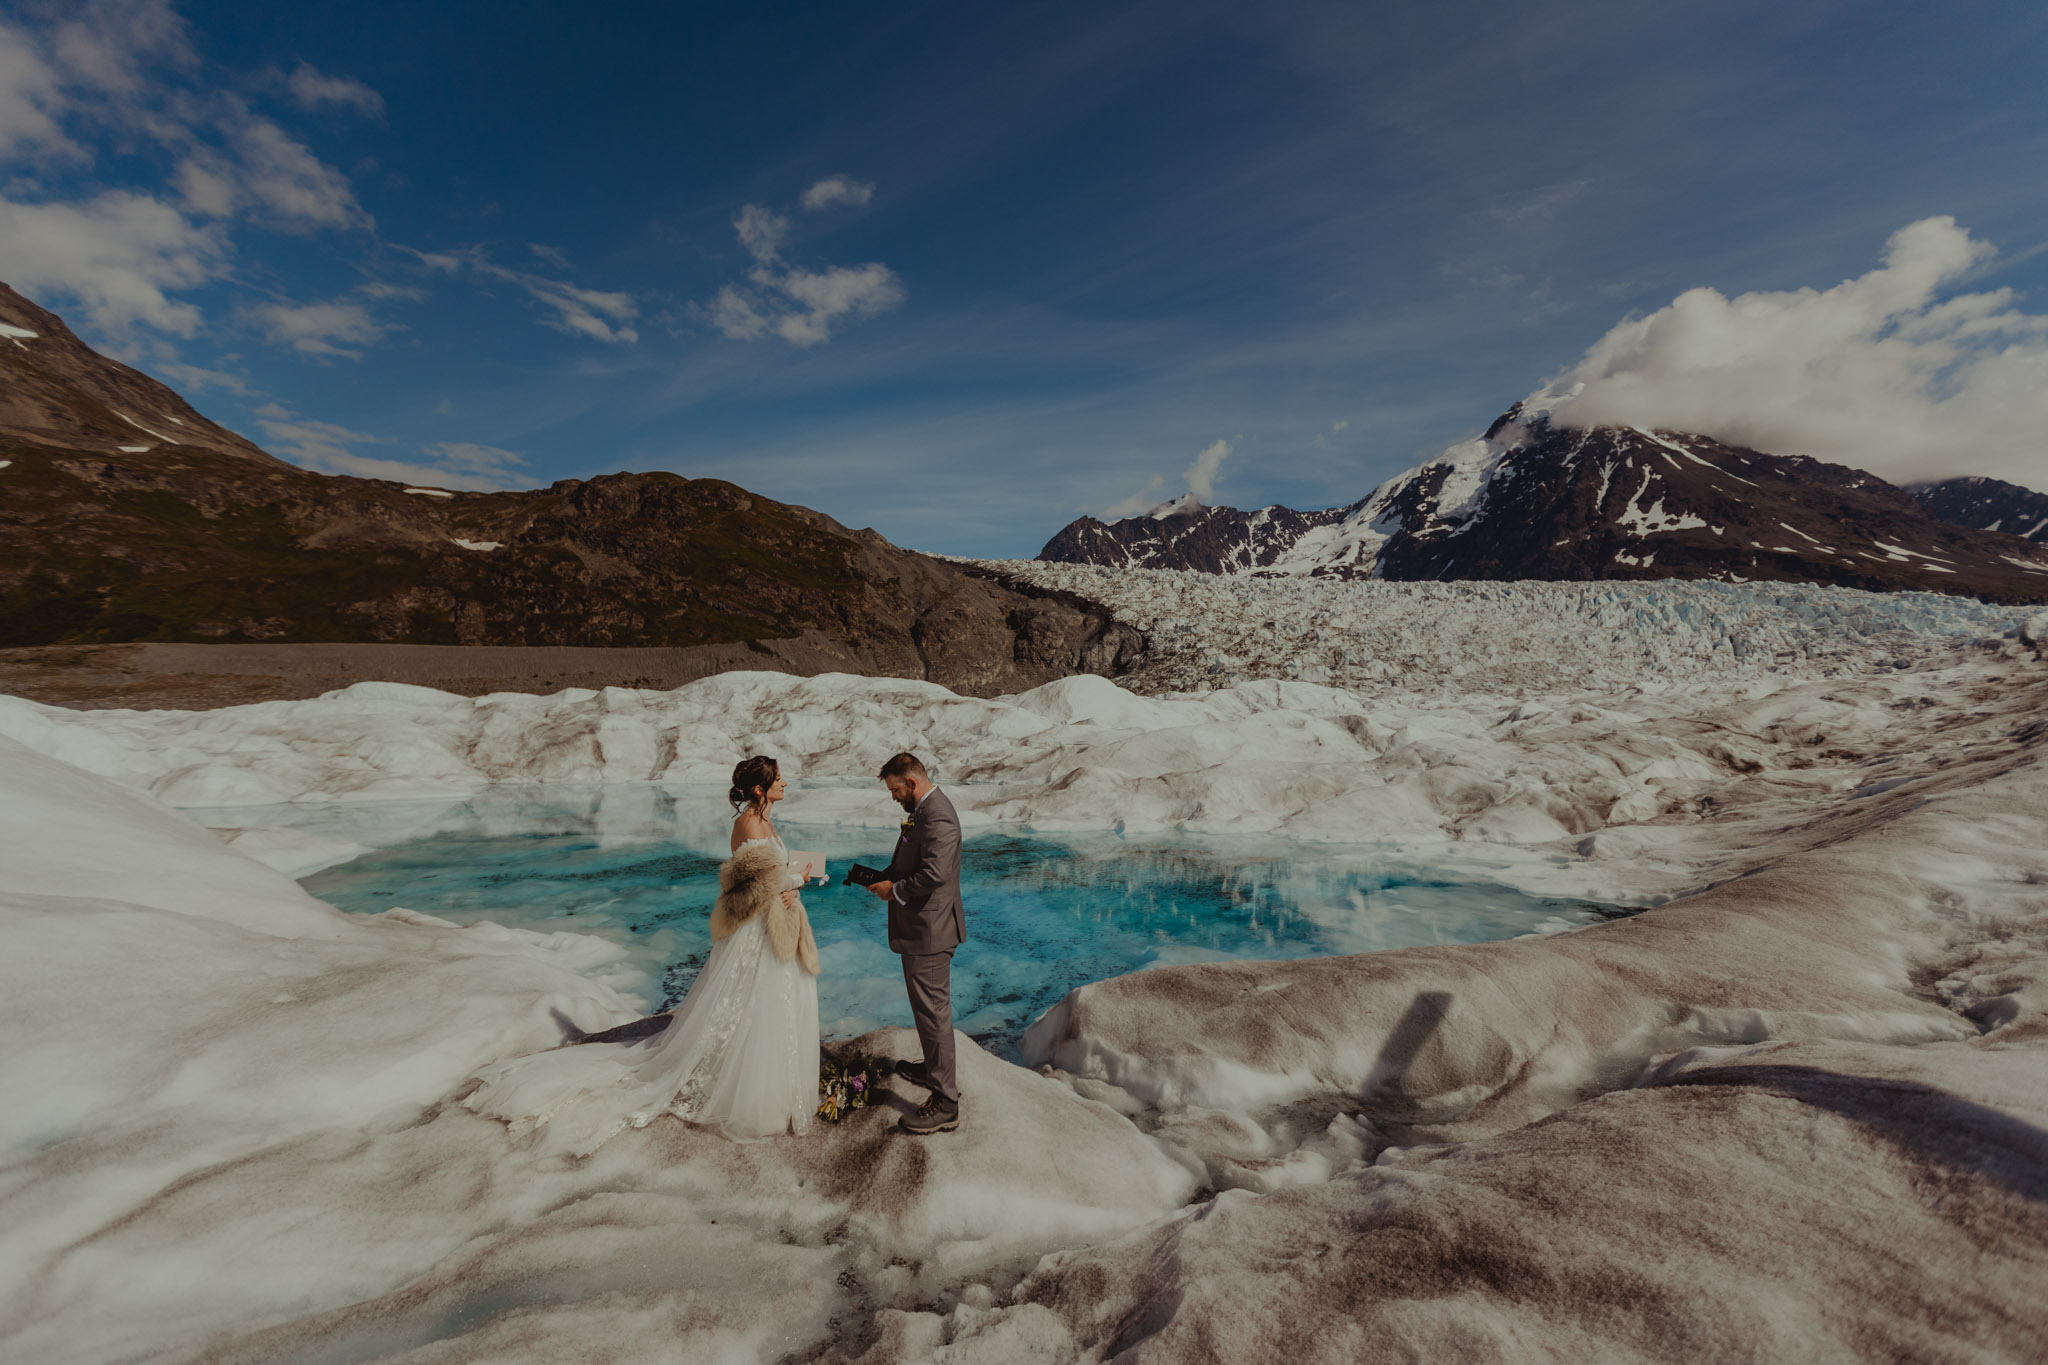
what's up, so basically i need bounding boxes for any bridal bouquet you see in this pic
[817,1051,882,1123]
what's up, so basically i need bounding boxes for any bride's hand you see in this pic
[781,889,801,909]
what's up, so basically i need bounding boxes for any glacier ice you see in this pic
[1,567,2045,1360]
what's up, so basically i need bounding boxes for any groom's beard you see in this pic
[897,793,917,812]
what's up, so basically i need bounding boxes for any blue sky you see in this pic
[3,0,2045,555]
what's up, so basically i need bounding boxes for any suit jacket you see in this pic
[883,787,967,955]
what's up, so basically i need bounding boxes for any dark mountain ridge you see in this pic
[0,284,1139,698]
[1041,412,2048,604]
[1908,475,2048,544]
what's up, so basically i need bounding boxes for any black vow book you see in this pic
[843,863,888,887]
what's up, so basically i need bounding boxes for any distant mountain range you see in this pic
[0,283,1140,696]
[1907,476,2048,544]
[1041,409,2048,603]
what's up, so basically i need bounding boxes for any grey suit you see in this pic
[885,787,967,1102]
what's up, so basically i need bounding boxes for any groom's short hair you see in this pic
[878,751,926,780]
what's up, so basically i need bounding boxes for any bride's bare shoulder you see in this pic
[731,811,773,849]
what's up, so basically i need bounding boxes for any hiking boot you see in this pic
[891,1060,935,1091]
[898,1093,960,1135]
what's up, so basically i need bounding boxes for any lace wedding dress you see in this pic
[464,832,821,1154]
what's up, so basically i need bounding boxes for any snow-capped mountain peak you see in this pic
[1038,410,2048,602]
[1145,491,1206,519]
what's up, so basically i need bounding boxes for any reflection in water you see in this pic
[207,785,1630,1058]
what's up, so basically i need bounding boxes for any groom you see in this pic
[868,751,965,1135]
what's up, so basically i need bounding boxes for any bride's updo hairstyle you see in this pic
[729,755,780,817]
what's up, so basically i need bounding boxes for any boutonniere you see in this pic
[899,816,916,830]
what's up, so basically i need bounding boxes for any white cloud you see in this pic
[44,0,193,98]
[0,1,192,162]
[228,112,371,230]
[144,354,248,393]
[503,272,638,343]
[708,198,903,347]
[420,441,526,482]
[284,61,382,117]
[251,402,392,469]
[356,280,424,301]
[734,203,790,263]
[401,246,466,274]
[171,154,234,215]
[245,297,390,357]
[1103,474,1167,519]
[761,262,904,346]
[707,284,769,341]
[405,246,638,343]
[0,189,226,334]
[800,176,874,212]
[0,1,375,359]
[253,403,527,489]
[1184,438,1232,500]
[1530,216,2048,485]
[158,109,369,231]
[1100,439,1234,518]
[0,18,81,160]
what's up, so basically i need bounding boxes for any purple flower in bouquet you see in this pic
[851,1075,866,1093]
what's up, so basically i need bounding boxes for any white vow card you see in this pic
[786,850,828,885]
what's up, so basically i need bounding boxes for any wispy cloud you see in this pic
[250,402,392,470]
[244,296,391,357]
[1185,437,1231,500]
[408,245,639,343]
[215,110,371,231]
[0,0,373,347]
[253,402,529,489]
[0,15,83,161]
[508,271,638,343]
[705,189,903,347]
[1530,216,2048,484]
[800,175,874,211]
[283,60,382,117]
[1484,178,1593,226]
[1102,475,1167,519]
[734,203,789,261]
[1102,438,1233,517]
[419,441,526,483]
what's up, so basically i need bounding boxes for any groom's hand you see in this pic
[868,879,893,901]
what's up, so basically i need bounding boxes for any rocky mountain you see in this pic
[0,284,280,468]
[1041,411,2048,603]
[1037,494,1349,575]
[0,284,1139,698]
[1909,476,2048,543]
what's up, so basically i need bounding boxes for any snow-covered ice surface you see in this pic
[3,573,2047,1361]
[0,737,1195,1364]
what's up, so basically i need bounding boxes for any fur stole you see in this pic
[711,841,820,975]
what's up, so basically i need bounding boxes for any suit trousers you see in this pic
[899,949,959,1102]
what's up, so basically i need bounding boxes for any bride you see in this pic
[464,755,822,1154]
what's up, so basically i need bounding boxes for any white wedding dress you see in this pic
[464,831,821,1154]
